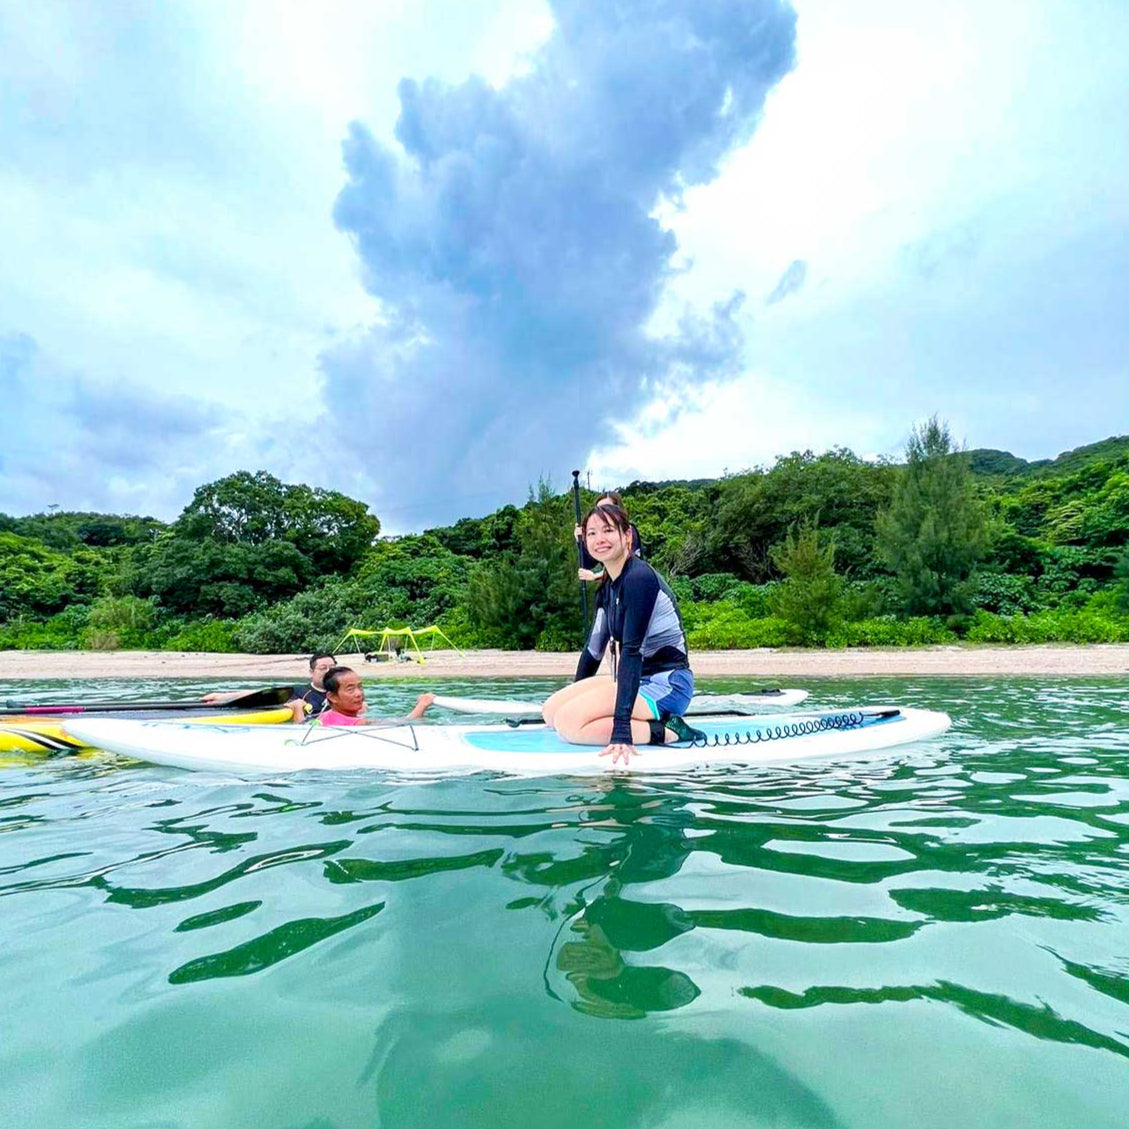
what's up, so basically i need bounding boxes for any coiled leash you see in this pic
[654,708,901,748]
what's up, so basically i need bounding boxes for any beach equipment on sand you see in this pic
[62,706,950,776]
[0,705,294,754]
[431,688,810,716]
[332,625,464,663]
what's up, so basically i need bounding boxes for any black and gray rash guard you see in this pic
[575,556,690,745]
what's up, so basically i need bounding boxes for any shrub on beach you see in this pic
[81,595,158,650]
[0,606,90,650]
[826,616,956,648]
[684,605,790,649]
[965,602,1129,644]
[162,618,239,653]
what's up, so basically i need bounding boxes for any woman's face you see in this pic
[585,512,630,563]
[327,671,366,716]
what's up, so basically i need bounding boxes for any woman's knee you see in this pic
[542,683,574,722]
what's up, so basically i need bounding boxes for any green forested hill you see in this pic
[965,435,1129,479]
[2,432,1128,652]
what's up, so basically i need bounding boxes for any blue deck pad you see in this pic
[463,712,901,755]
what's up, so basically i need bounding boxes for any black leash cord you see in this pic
[687,709,884,748]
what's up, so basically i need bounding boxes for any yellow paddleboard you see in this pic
[0,706,293,755]
[188,706,294,726]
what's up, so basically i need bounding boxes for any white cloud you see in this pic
[0,0,1126,525]
[594,0,1129,486]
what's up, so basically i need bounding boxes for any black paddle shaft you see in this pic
[1,685,294,716]
[572,469,589,629]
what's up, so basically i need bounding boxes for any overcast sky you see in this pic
[1,0,1126,530]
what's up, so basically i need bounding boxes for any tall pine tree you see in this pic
[877,417,990,616]
[466,481,584,650]
[769,520,843,644]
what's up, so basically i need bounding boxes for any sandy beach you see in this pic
[1,645,1127,681]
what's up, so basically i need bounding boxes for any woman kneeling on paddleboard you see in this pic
[543,503,700,766]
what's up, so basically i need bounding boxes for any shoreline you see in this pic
[1,645,1128,681]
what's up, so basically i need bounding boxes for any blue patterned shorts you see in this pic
[638,668,694,718]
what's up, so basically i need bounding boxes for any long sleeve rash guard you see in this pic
[575,557,689,744]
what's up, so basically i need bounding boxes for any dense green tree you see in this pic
[355,535,471,624]
[176,470,380,573]
[233,576,364,654]
[876,417,990,616]
[0,532,78,618]
[768,522,843,644]
[466,482,583,650]
[2,433,1127,653]
[1114,548,1129,614]
[3,511,163,551]
[619,483,720,576]
[711,449,896,581]
[429,506,521,559]
[128,535,311,617]
[0,532,105,618]
[76,518,163,547]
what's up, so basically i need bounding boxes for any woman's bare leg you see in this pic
[567,716,661,746]
[552,682,657,745]
[542,675,614,723]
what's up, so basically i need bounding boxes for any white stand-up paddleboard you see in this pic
[64,706,950,776]
[431,688,810,716]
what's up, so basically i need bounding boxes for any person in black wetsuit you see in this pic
[544,503,698,766]
[286,652,337,721]
[200,652,338,717]
[574,492,643,582]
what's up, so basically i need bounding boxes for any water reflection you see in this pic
[363,1006,844,1129]
[2,676,1129,1129]
[738,980,1129,1060]
[169,901,386,984]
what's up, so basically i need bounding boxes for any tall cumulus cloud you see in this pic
[323,0,797,522]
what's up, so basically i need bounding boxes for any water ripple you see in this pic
[2,675,1128,1128]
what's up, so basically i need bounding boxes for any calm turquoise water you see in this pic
[2,676,1128,1128]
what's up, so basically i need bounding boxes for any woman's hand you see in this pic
[578,567,600,582]
[599,742,637,766]
[574,524,584,540]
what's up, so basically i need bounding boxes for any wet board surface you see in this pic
[64,707,952,776]
[432,688,810,716]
